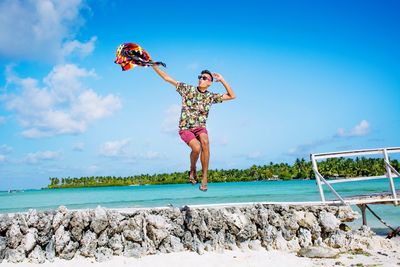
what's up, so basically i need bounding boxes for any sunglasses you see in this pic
[198,75,211,81]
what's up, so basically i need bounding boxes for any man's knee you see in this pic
[193,144,201,153]
[189,140,201,153]
[199,136,209,148]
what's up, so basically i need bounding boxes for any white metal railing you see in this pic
[310,147,400,205]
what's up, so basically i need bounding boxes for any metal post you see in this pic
[383,149,398,205]
[311,154,325,202]
[316,172,347,205]
[357,204,367,226]
[384,160,400,178]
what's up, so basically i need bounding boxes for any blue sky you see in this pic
[0,0,399,190]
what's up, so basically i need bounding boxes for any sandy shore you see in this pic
[2,236,399,267]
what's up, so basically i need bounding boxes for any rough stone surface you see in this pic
[107,211,125,234]
[80,230,97,257]
[26,209,39,227]
[298,228,312,248]
[297,246,340,258]
[1,203,394,263]
[108,234,123,255]
[95,247,113,262]
[70,210,90,229]
[70,210,90,242]
[97,230,109,247]
[319,212,340,233]
[22,228,37,253]
[59,241,78,260]
[28,245,46,264]
[91,207,108,234]
[36,213,53,246]
[301,212,317,229]
[0,214,12,233]
[287,237,301,251]
[5,245,26,263]
[54,225,70,254]
[6,224,23,249]
[0,236,7,261]
[52,206,69,230]
[274,232,288,250]
[337,207,359,222]
[45,237,55,262]
[169,235,184,252]
[123,241,143,258]
[327,230,348,248]
[13,214,28,234]
[123,216,145,242]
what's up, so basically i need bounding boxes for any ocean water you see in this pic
[0,179,399,231]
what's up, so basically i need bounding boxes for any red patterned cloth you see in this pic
[114,43,166,71]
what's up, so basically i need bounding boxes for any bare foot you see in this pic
[199,184,208,192]
[188,171,197,185]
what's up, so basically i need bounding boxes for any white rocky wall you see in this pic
[0,204,387,263]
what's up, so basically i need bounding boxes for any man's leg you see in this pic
[188,138,201,179]
[198,133,210,187]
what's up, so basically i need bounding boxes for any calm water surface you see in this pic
[1,179,399,230]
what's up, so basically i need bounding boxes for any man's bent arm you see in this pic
[214,73,235,101]
[152,66,178,87]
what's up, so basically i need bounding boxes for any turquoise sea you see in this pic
[1,180,399,232]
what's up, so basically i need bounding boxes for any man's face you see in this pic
[198,73,212,87]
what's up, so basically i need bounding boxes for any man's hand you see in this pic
[213,72,235,101]
[212,73,224,82]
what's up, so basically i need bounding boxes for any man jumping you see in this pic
[152,66,236,191]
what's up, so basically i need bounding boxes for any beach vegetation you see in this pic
[47,157,399,188]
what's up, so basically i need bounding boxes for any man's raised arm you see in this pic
[152,66,178,87]
[213,73,236,101]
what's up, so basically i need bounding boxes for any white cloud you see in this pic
[73,142,85,151]
[62,37,97,59]
[0,0,95,62]
[0,144,13,154]
[25,150,61,164]
[0,116,5,124]
[288,120,371,158]
[287,138,331,158]
[3,64,122,138]
[44,64,97,101]
[99,139,131,157]
[98,139,165,161]
[161,104,180,133]
[72,90,122,121]
[0,155,6,162]
[336,120,370,137]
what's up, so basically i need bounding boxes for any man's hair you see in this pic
[201,70,213,82]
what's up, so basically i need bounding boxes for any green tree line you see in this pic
[47,157,400,189]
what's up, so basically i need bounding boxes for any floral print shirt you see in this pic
[176,82,223,130]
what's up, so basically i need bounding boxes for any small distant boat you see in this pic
[268,175,281,181]
[7,189,24,193]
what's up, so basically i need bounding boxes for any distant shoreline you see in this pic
[0,178,308,192]
[46,157,398,189]
[45,178,304,190]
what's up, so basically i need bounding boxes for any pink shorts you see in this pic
[179,127,208,144]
